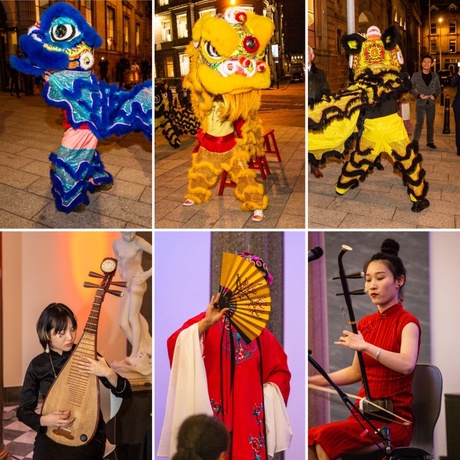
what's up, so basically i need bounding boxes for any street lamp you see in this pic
[439,17,443,71]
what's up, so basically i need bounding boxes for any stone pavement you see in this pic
[0,92,152,229]
[308,85,460,229]
[155,89,306,229]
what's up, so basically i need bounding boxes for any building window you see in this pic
[159,0,169,6]
[162,19,172,42]
[35,0,50,21]
[165,56,174,77]
[430,22,437,36]
[107,6,115,51]
[449,39,456,53]
[179,53,189,76]
[81,0,93,27]
[336,29,342,54]
[136,23,141,54]
[430,39,437,55]
[177,14,188,39]
[199,8,217,17]
[450,21,457,34]
[124,16,129,53]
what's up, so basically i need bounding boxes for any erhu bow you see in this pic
[41,257,128,446]
[336,245,394,420]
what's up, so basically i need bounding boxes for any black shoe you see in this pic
[71,203,87,213]
[94,182,113,192]
[411,199,430,213]
[426,143,437,149]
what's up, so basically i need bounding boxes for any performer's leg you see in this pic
[87,150,114,191]
[336,148,376,195]
[184,148,222,205]
[225,150,268,212]
[392,142,430,212]
[49,128,101,213]
[309,155,323,178]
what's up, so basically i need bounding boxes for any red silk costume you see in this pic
[167,312,291,460]
[309,303,421,459]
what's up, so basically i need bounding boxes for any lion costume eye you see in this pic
[243,35,260,54]
[51,23,78,42]
[204,41,221,59]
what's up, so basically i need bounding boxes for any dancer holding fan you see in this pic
[308,239,421,460]
[158,251,291,460]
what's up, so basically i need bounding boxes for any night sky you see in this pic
[281,0,306,55]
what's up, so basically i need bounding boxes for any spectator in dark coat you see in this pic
[451,65,460,156]
[308,46,331,177]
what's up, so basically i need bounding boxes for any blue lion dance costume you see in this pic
[11,3,152,213]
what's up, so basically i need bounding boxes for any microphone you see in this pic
[308,247,323,262]
[378,426,392,454]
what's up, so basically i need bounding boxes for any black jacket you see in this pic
[308,62,331,103]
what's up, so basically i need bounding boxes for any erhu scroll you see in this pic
[41,257,128,447]
[336,245,393,420]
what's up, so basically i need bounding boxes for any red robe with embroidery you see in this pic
[167,312,291,460]
[309,303,421,459]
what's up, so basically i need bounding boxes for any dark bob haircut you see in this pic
[36,303,77,350]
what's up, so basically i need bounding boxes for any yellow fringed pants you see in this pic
[184,145,268,211]
[336,113,428,202]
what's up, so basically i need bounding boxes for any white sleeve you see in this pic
[263,382,293,459]
[157,323,213,458]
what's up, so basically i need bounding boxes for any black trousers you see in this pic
[453,105,460,153]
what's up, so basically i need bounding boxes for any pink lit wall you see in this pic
[154,231,306,459]
[2,231,137,388]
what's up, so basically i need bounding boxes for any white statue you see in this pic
[112,231,152,376]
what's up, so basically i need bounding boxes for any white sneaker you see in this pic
[252,210,264,222]
[183,199,195,206]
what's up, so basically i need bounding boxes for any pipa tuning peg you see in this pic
[88,271,104,279]
[83,282,100,289]
[111,280,128,288]
[107,289,124,297]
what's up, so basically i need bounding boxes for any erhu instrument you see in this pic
[41,257,127,446]
[336,245,393,419]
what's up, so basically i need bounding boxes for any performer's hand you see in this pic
[76,356,115,380]
[334,330,366,351]
[41,410,75,428]
[198,293,229,335]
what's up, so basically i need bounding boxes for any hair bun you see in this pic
[380,239,399,256]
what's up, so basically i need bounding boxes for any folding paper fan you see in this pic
[214,252,271,344]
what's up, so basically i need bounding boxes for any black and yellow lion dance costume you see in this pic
[309,25,429,212]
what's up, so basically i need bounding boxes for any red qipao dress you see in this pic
[164,312,291,460]
[309,303,421,459]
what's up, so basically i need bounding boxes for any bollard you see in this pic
[443,95,451,134]
[440,88,445,106]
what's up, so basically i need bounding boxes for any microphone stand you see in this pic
[308,350,392,456]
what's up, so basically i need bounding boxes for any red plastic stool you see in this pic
[263,129,281,162]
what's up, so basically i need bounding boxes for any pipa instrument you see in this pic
[41,257,127,446]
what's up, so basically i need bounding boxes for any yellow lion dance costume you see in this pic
[309,25,429,212]
[182,7,274,221]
